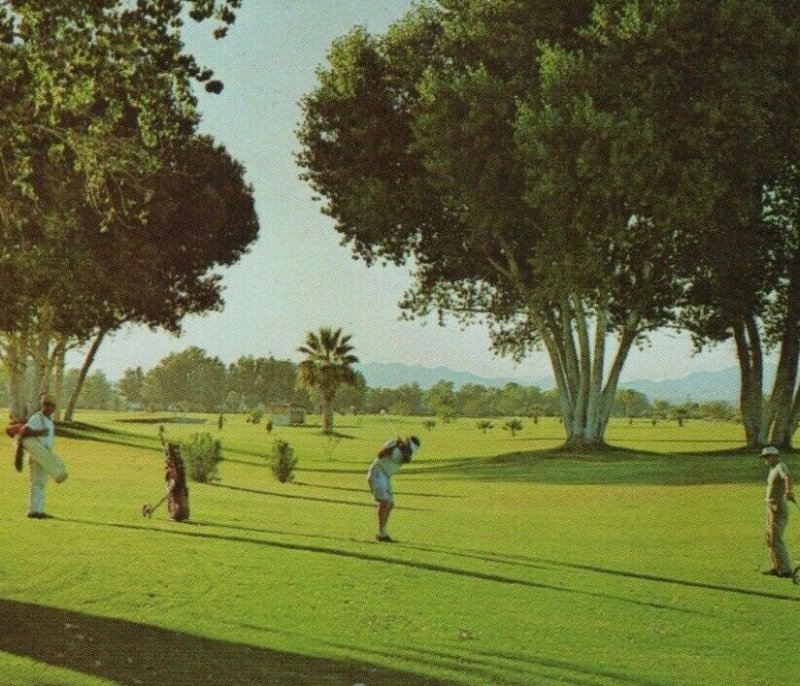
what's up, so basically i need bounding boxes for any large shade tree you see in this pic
[565,0,800,448]
[60,135,259,421]
[296,327,359,434]
[0,1,256,419]
[298,1,681,448]
[298,0,800,448]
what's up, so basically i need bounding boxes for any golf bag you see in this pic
[164,442,190,522]
[6,422,25,472]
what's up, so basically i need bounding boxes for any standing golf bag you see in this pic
[164,442,190,522]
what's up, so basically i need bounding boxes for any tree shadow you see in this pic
[349,643,672,686]
[210,482,369,508]
[413,448,767,486]
[293,480,464,498]
[0,597,457,686]
[395,541,800,604]
[56,517,714,615]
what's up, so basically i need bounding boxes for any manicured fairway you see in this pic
[0,413,797,685]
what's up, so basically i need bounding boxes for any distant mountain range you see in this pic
[354,362,551,393]
[354,361,774,404]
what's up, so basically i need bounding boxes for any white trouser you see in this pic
[28,458,47,514]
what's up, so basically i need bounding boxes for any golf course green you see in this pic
[1,412,796,685]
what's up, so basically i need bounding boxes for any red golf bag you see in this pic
[164,442,190,522]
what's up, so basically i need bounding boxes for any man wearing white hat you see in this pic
[367,435,420,542]
[760,446,796,578]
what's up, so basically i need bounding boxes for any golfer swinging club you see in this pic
[367,435,420,542]
[760,446,797,578]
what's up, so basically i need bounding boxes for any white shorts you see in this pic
[367,469,393,503]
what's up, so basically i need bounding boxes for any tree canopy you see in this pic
[0,1,258,419]
[298,0,800,448]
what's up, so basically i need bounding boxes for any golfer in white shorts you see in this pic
[367,435,420,542]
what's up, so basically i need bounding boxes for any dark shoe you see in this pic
[778,571,794,578]
[376,534,396,543]
[27,512,52,519]
[762,569,780,576]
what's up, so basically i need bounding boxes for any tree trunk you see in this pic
[321,395,333,434]
[762,274,800,448]
[3,333,30,421]
[63,328,107,422]
[543,301,639,449]
[734,316,764,448]
[29,332,54,412]
[767,334,800,448]
[51,338,67,421]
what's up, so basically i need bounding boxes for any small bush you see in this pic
[249,408,264,424]
[181,432,223,483]
[271,439,297,483]
[503,418,523,437]
[476,420,493,433]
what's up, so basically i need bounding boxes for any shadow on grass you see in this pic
[394,541,800,604]
[355,643,671,686]
[0,597,457,686]
[293,480,464,498]
[209,483,431,512]
[410,447,768,486]
[57,518,726,615]
[55,421,160,454]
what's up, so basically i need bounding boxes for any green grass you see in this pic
[1,412,798,685]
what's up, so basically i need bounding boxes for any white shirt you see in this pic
[25,411,55,449]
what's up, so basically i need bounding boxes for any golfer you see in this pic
[366,435,420,542]
[23,393,64,519]
[761,446,796,578]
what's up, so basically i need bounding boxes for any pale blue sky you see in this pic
[79,1,739,382]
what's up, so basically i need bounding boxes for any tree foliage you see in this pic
[0,1,255,418]
[298,0,800,448]
[142,347,226,412]
[297,1,670,447]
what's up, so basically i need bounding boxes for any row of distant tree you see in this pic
[0,346,738,422]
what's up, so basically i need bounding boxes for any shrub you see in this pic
[249,408,264,424]
[476,420,493,433]
[271,439,297,483]
[503,418,523,437]
[181,432,223,483]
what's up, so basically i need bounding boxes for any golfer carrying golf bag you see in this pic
[366,435,420,542]
[761,446,797,579]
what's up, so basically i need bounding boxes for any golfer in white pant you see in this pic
[24,394,61,519]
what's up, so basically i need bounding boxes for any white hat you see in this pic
[761,446,780,457]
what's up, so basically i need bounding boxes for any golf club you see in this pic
[142,493,166,518]
[140,426,170,518]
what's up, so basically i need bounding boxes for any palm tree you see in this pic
[296,327,359,434]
